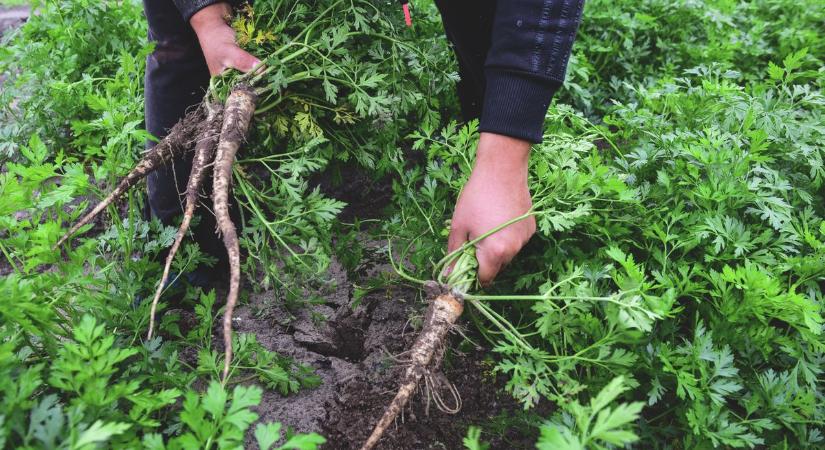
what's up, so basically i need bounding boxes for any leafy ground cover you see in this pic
[1,0,824,449]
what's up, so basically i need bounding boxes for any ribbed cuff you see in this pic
[174,0,223,23]
[479,69,559,144]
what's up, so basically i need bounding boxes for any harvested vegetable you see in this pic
[360,288,465,450]
[147,103,222,340]
[53,0,452,383]
[53,106,209,249]
[210,85,257,380]
[360,244,491,449]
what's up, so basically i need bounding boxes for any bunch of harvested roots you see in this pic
[53,0,452,381]
[56,85,258,380]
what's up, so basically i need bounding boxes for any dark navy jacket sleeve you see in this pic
[480,0,584,143]
[172,0,229,23]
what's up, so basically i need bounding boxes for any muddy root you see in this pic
[212,85,258,381]
[54,105,209,249]
[147,103,223,340]
[359,292,464,450]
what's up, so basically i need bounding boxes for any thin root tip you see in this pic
[53,236,68,250]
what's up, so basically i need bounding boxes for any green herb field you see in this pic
[1,0,824,449]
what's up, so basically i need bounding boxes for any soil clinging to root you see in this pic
[223,244,538,450]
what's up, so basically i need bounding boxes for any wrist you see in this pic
[474,132,531,181]
[190,3,232,37]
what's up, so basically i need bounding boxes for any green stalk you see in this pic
[434,211,535,280]
[234,174,313,271]
[438,244,536,354]
[444,247,478,293]
[0,241,22,274]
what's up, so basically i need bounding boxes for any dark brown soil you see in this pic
[225,240,537,450]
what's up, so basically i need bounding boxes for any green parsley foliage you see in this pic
[536,377,644,450]
[225,0,456,291]
[2,0,825,448]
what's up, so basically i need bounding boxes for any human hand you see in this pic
[447,132,536,287]
[190,3,261,76]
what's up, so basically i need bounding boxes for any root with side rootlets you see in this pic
[53,106,209,249]
[146,103,223,341]
[55,85,258,383]
[360,291,465,450]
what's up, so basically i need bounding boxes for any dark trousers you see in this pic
[434,0,496,123]
[143,0,229,270]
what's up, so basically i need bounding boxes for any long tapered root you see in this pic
[360,292,464,450]
[212,85,258,382]
[54,106,208,249]
[146,104,223,341]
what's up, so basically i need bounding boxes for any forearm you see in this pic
[475,133,530,181]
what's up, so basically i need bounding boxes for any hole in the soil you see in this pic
[332,326,366,361]
[290,306,370,362]
[293,327,366,362]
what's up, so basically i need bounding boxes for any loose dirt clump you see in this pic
[227,243,537,450]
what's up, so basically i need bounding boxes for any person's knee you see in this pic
[150,35,202,65]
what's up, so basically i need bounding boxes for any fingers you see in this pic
[476,241,509,287]
[450,220,515,287]
[447,217,527,286]
[227,48,262,74]
[445,220,468,276]
[475,219,535,286]
[447,220,468,254]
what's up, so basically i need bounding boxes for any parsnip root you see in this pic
[56,84,263,384]
[359,291,464,450]
[211,85,258,381]
[54,106,209,249]
[146,104,223,340]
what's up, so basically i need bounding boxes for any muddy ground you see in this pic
[191,168,539,449]
[224,172,539,449]
[224,243,538,450]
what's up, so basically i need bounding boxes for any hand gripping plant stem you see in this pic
[361,213,542,450]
